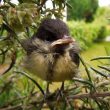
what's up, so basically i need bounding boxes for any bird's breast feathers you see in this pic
[23,49,79,82]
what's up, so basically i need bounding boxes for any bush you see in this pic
[67,19,110,50]
[94,7,110,39]
[67,0,98,22]
[67,6,110,49]
[94,7,110,19]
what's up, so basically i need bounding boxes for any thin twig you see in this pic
[91,67,108,78]
[0,104,22,110]
[96,80,110,88]
[98,66,110,72]
[68,92,110,100]
[2,51,16,75]
[79,55,92,83]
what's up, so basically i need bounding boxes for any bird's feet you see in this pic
[55,82,65,100]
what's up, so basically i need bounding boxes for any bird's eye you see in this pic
[46,36,56,42]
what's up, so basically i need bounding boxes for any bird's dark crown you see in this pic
[33,18,69,42]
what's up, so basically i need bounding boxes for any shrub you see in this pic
[67,19,110,50]
[94,7,110,19]
[67,7,110,49]
[67,0,98,22]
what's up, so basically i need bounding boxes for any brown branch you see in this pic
[96,80,110,88]
[67,92,110,100]
[1,91,110,110]
[0,104,22,110]
[2,51,16,75]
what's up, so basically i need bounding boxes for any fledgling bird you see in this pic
[22,18,80,87]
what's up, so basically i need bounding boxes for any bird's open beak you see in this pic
[51,35,75,48]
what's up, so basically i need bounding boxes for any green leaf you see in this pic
[91,56,110,61]
[66,2,72,9]
[72,77,94,88]
[98,66,110,72]
[91,67,108,78]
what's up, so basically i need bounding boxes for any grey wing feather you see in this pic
[21,39,38,55]
[69,42,80,66]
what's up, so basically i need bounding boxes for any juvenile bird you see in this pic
[22,18,80,89]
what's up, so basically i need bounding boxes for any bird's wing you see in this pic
[69,42,80,67]
[21,39,38,55]
[69,50,80,67]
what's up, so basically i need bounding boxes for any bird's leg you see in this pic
[60,81,64,91]
[46,81,50,94]
[43,82,50,102]
[55,81,65,99]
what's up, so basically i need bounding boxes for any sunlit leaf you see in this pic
[0,64,10,75]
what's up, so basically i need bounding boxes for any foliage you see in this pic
[68,21,100,50]
[0,0,110,110]
[67,0,99,22]
[68,17,110,50]
[94,7,110,35]
[95,7,110,19]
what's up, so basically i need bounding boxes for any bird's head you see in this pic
[22,18,80,58]
[32,18,76,54]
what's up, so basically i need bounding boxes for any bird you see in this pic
[22,18,80,92]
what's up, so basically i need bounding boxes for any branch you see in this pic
[67,92,110,100]
[2,51,16,75]
[0,104,22,110]
[96,80,110,88]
